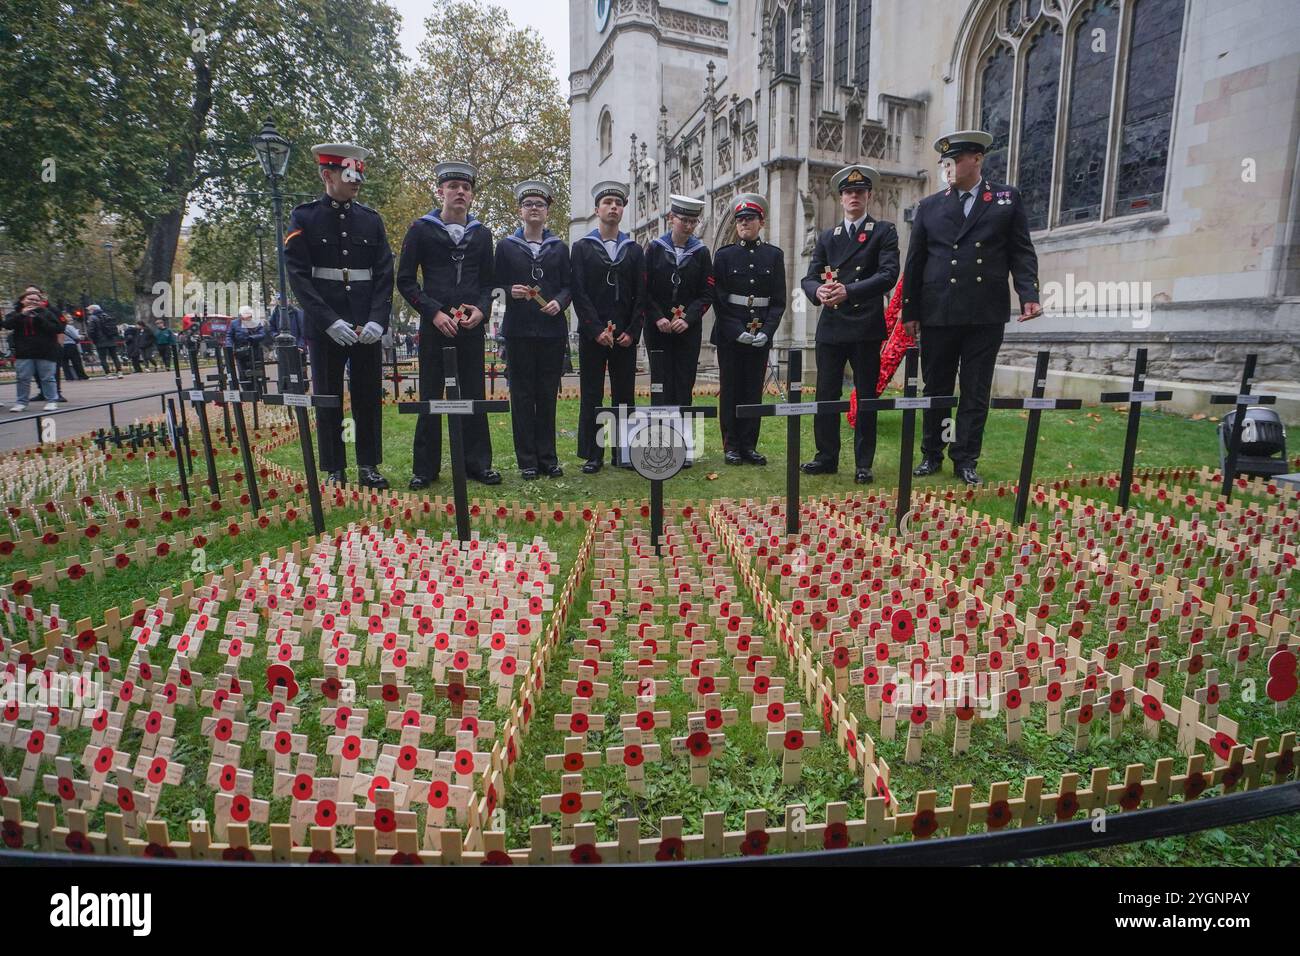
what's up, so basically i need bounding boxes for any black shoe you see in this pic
[855,468,874,484]
[725,451,742,466]
[521,468,539,481]
[470,469,502,486]
[681,460,693,469]
[741,449,767,466]
[408,475,434,490]
[956,465,983,486]
[581,460,602,474]
[800,459,837,475]
[326,470,347,485]
[913,456,943,477]
[358,466,389,490]
[544,465,564,478]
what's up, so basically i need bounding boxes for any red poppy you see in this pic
[314,799,337,828]
[1,820,21,849]
[655,836,685,861]
[65,831,93,854]
[1210,731,1237,761]
[765,702,786,724]
[686,731,712,758]
[570,843,602,864]
[1141,694,1164,722]
[1119,782,1144,811]
[569,712,589,734]
[740,829,769,856]
[986,800,1012,830]
[911,809,938,838]
[1054,791,1079,821]
[1221,762,1243,789]
[1005,689,1022,711]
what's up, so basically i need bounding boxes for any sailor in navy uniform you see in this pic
[800,164,900,483]
[903,130,1042,486]
[643,194,712,409]
[396,160,499,488]
[570,180,646,474]
[495,180,571,481]
[283,142,395,489]
[711,193,785,466]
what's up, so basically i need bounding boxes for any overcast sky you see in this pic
[390,0,570,85]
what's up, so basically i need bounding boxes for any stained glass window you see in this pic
[854,0,871,87]
[1059,0,1119,224]
[773,7,787,76]
[979,45,1014,184]
[1016,24,1062,230]
[790,0,803,69]
[834,0,851,85]
[1114,0,1185,215]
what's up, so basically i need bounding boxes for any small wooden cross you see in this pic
[671,714,726,787]
[765,711,820,784]
[540,773,604,843]
[544,736,604,777]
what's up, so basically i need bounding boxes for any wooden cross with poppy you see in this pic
[764,711,820,785]
[679,659,732,705]
[540,773,604,843]
[131,695,177,757]
[378,726,439,786]
[671,714,727,786]
[355,786,418,852]
[11,710,60,795]
[365,670,414,713]
[107,766,154,839]
[201,701,249,765]
[41,755,93,811]
[409,757,471,830]
[294,776,358,846]
[353,755,413,812]
[621,674,671,700]
[445,701,497,743]
[132,736,185,805]
[198,680,251,717]
[1193,667,1230,724]
[821,639,863,696]
[605,726,662,794]
[266,637,304,665]
[104,667,144,717]
[561,665,611,705]
[619,702,671,734]
[255,685,302,731]
[433,670,481,718]
[544,736,604,777]
[738,658,784,703]
[259,714,309,773]
[384,691,439,739]
[213,778,270,843]
[326,718,379,781]
[1063,687,1097,750]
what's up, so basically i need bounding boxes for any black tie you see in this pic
[958,192,971,217]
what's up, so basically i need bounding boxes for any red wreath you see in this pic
[848,276,914,427]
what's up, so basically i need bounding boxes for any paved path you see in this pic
[0,369,185,451]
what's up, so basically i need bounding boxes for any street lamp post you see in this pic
[250,118,292,341]
[253,224,270,319]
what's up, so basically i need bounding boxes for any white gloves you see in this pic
[327,320,359,346]
[358,321,384,345]
[752,332,769,348]
[737,331,755,345]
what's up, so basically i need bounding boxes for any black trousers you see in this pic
[812,339,881,470]
[577,336,636,465]
[716,340,769,454]
[60,343,86,381]
[643,325,702,407]
[507,336,565,471]
[306,336,383,472]
[919,322,1005,467]
[413,332,492,478]
[96,345,122,373]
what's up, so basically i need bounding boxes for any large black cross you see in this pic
[990,350,1083,526]
[1208,353,1279,501]
[734,349,846,535]
[183,338,222,497]
[602,350,717,554]
[397,346,510,541]
[1099,347,1173,511]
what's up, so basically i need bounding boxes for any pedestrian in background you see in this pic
[4,287,63,412]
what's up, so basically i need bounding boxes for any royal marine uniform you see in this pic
[396,161,498,487]
[643,194,712,408]
[800,164,900,482]
[711,193,786,464]
[570,181,646,472]
[495,179,572,478]
[283,142,395,489]
[903,129,1040,485]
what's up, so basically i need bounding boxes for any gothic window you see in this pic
[979,45,1014,184]
[789,0,803,70]
[965,0,1186,231]
[833,0,851,85]
[1114,0,1185,215]
[854,0,871,88]
[1060,0,1119,224]
[598,109,613,162]
[811,0,826,82]
[1016,24,1062,231]
[773,6,788,76]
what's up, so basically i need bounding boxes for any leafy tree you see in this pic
[0,0,403,320]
